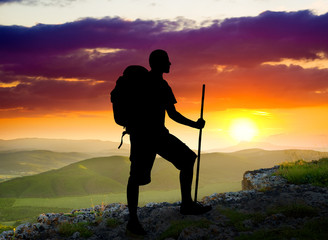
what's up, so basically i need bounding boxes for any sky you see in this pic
[1,0,328,150]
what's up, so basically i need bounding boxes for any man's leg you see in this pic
[126,176,146,235]
[180,165,194,204]
[127,132,154,235]
[179,157,212,215]
[158,133,196,205]
[179,163,212,215]
[127,176,139,220]
[158,133,212,215]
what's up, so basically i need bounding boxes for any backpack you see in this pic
[110,65,148,148]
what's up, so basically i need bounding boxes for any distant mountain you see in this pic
[0,138,129,155]
[1,149,327,198]
[0,150,91,176]
[264,133,328,151]
[210,141,310,152]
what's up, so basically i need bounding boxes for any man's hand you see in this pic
[195,118,205,129]
[167,104,206,129]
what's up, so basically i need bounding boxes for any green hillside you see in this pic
[0,156,129,198]
[0,153,246,198]
[0,138,130,156]
[0,150,90,176]
[1,149,327,198]
[1,149,327,227]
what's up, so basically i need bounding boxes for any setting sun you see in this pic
[230,118,258,142]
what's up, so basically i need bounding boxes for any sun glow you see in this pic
[230,118,258,142]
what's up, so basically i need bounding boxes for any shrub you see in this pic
[106,218,120,228]
[158,219,212,240]
[267,202,318,218]
[217,202,318,234]
[58,222,93,238]
[216,205,265,231]
[0,224,14,234]
[236,217,328,240]
[276,158,328,187]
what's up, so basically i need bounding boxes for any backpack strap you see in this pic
[118,130,128,149]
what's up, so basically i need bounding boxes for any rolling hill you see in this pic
[0,138,130,156]
[0,150,91,176]
[210,141,310,152]
[0,156,175,198]
[1,149,327,198]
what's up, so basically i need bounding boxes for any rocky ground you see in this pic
[1,166,328,240]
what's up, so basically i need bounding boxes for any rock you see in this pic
[178,227,209,240]
[0,231,14,240]
[264,213,286,226]
[242,166,287,190]
[72,231,80,239]
[242,219,254,229]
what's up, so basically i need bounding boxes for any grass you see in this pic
[106,218,120,228]
[58,222,93,238]
[217,202,319,232]
[0,192,174,228]
[0,198,72,227]
[0,206,71,226]
[0,175,22,183]
[0,224,14,234]
[275,158,328,187]
[158,219,212,240]
[267,202,318,218]
[0,198,15,208]
[236,217,328,240]
[0,181,240,227]
[216,205,265,231]
[8,182,240,209]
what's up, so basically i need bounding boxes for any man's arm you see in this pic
[166,104,205,129]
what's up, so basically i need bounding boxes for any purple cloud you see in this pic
[0,0,78,6]
[0,0,22,3]
[1,10,328,115]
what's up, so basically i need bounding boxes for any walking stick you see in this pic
[194,84,205,202]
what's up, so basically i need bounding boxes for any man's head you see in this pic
[149,49,171,73]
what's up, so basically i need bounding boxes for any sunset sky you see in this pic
[1,0,328,150]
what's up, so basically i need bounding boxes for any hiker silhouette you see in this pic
[112,49,212,235]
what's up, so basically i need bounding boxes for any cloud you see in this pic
[0,0,79,7]
[1,10,328,116]
[0,0,22,4]
[0,0,78,6]
[204,64,328,109]
[0,75,110,116]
